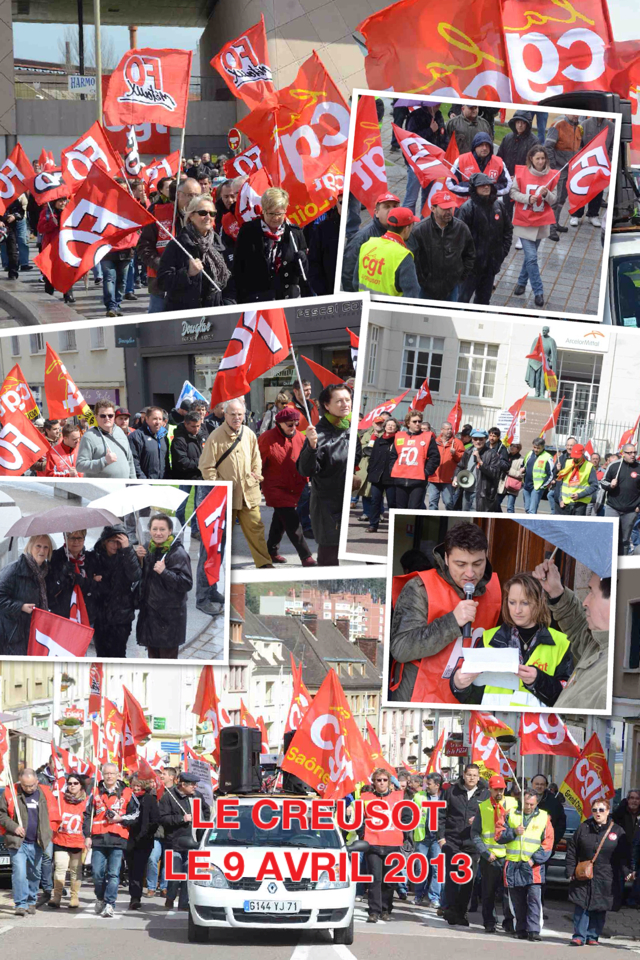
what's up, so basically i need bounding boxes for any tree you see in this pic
[57,25,118,73]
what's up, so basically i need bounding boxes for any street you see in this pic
[0,882,637,956]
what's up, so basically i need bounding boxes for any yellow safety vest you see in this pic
[504,808,549,862]
[478,796,518,858]
[559,459,593,504]
[481,626,570,707]
[358,235,414,297]
[524,450,553,490]
[346,781,364,843]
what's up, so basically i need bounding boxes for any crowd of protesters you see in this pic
[345,104,611,308]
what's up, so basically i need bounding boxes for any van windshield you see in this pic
[205,804,342,848]
[613,256,640,327]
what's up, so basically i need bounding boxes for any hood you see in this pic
[471,131,493,153]
[508,110,533,135]
[96,523,128,545]
[468,171,497,201]
[432,542,495,599]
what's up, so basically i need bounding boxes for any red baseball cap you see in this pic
[387,207,420,227]
[571,443,585,458]
[431,190,458,209]
[375,192,400,205]
[488,775,506,788]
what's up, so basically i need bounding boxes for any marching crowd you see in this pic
[344,104,612,307]
[356,414,640,554]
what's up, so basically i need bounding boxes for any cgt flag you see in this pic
[192,665,232,764]
[211,16,277,111]
[358,389,411,430]
[44,343,97,425]
[284,653,312,736]
[475,712,514,739]
[0,144,35,216]
[195,486,227,586]
[560,732,615,821]
[210,308,292,407]
[393,123,452,185]
[88,663,103,715]
[350,94,389,216]
[27,608,93,658]
[425,729,445,775]
[447,390,463,433]
[0,364,41,422]
[0,408,52,478]
[104,48,193,128]
[470,718,503,779]
[519,713,581,758]
[409,377,433,412]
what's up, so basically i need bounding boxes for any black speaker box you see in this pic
[219,725,262,794]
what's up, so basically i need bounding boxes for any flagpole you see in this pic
[171,127,187,235]
[6,764,23,830]
[288,346,313,424]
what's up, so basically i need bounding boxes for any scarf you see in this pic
[261,219,286,274]
[149,535,175,556]
[65,542,85,578]
[23,553,49,609]
[557,457,585,485]
[184,222,231,291]
[325,412,352,430]
[490,795,508,828]
[507,625,541,663]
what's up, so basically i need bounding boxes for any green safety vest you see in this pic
[478,796,518,858]
[481,626,570,706]
[413,790,428,842]
[504,808,549,862]
[167,424,176,467]
[524,450,553,490]
[346,781,364,843]
[560,459,593,504]
[358,235,414,297]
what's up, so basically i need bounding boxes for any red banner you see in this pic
[518,713,581,758]
[211,16,277,111]
[350,94,388,217]
[192,666,232,764]
[88,663,103,716]
[61,122,123,189]
[0,408,51,478]
[210,308,292,407]
[560,732,615,821]
[566,126,612,213]
[0,144,35,215]
[409,378,433,412]
[69,585,90,626]
[27,608,93,658]
[195,486,227,586]
[104,48,192,128]
[103,698,123,761]
[358,389,411,430]
[0,364,40,422]
[256,716,270,754]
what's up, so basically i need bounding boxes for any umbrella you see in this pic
[90,485,188,518]
[511,518,613,578]
[6,506,120,539]
[393,98,441,108]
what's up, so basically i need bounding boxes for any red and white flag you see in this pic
[503,393,529,447]
[566,127,612,214]
[350,94,388,216]
[27,169,70,206]
[38,148,57,170]
[69,586,90,626]
[447,390,463,433]
[347,328,359,371]
[27,608,93,658]
[192,666,232,764]
[210,308,292,407]
[123,126,143,177]
[234,166,272,228]
[240,699,259,729]
[103,698,124,761]
[92,721,110,768]
[55,744,95,779]
[0,363,41,422]
[141,151,180,191]
[470,718,503,778]
[409,378,433,412]
[618,415,640,450]
[421,136,463,216]
[0,407,50,478]
[50,741,68,800]
[104,48,193,128]
[44,343,96,424]
[538,397,565,437]
[195,486,227,586]
[102,120,170,157]
[88,663,103,716]
[358,389,411,430]
[393,123,451,185]
[224,143,263,179]
[584,440,595,460]
[284,653,312,736]
[61,122,123,189]
[519,713,581,758]
[211,16,277,111]
[0,144,35,215]
[425,729,445,775]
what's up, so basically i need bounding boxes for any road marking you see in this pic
[0,926,14,936]
[333,945,358,960]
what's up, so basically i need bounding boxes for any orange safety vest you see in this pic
[390,568,502,703]
[391,431,434,481]
[52,794,89,848]
[91,786,133,840]
[457,152,505,184]
[0,782,58,836]
[512,165,556,228]
[147,204,175,278]
[364,790,405,847]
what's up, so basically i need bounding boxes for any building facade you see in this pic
[259,587,386,642]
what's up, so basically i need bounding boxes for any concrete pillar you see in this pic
[0,0,17,152]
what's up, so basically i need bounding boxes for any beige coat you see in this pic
[198,422,263,509]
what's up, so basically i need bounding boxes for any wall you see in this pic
[0,0,16,141]
[614,567,640,702]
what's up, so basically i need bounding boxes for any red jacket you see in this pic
[258,426,308,507]
[38,205,60,250]
[45,440,83,477]
[428,435,465,484]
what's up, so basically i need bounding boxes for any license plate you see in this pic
[0,856,9,866]
[243,900,300,913]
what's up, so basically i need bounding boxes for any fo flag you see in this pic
[358,389,411,430]
[35,163,155,294]
[70,586,90,626]
[447,390,463,433]
[425,729,445,775]
[124,126,143,177]
[224,143,263,179]
[0,144,35,216]
[519,713,580,758]
[282,669,373,801]
[141,150,180,191]
[284,653,312,736]
[566,127,612,213]
[0,364,41,422]
[195,486,227,586]
[350,95,388,216]
[0,408,50,478]
[192,665,232,764]
[88,663,103,715]
[44,343,96,424]
[211,16,277,111]
[560,733,615,821]
[210,308,292,407]
[409,378,433,412]
[393,124,452,185]
[365,719,396,776]
[104,48,192,128]
[235,166,273,228]
[27,608,93,658]
[27,170,70,206]
[61,122,123,189]
[347,328,359,370]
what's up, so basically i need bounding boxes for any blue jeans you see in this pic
[403,165,430,215]
[102,259,129,312]
[92,846,124,905]
[415,838,442,904]
[93,263,103,281]
[535,112,549,143]
[296,483,312,534]
[148,292,166,313]
[549,489,560,514]
[498,491,518,513]
[16,216,30,267]
[125,260,135,295]
[346,192,362,242]
[517,238,543,297]
[9,842,43,908]
[428,482,456,510]
[523,486,543,514]
[146,838,165,892]
[41,840,53,892]
[573,905,606,943]
[166,849,189,908]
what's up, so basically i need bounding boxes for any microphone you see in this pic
[462,582,475,639]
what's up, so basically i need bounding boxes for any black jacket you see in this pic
[438,777,489,852]
[497,111,540,175]
[0,555,49,656]
[92,525,142,629]
[538,789,567,848]
[613,798,640,845]
[405,107,448,150]
[307,208,340,296]
[156,227,233,312]
[367,434,398,485]
[158,785,211,850]
[341,216,386,292]
[408,215,475,300]
[127,791,159,848]
[455,444,502,507]
[233,218,311,303]
[457,174,513,275]
[135,539,193,651]
[388,431,440,487]
[1,198,24,234]
[46,546,101,625]
[567,817,631,912]
[170,422,207,480]
[296,418,353,547]
[129,425,171,480]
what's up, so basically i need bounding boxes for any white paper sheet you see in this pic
[460,647,520,677]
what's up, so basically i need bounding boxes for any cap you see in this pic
[571,443,585,458]
[430,189,458,209]
[387,207,420,227]
[178,771,199,784]
[375,192,400,205]
[115,408,130,417]
[275,407,301,424]
[471,429,489,438]
[374,416,387,424]
[489,775,506,788]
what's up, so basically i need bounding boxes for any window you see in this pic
[400,334,444,391]
[381,711,388,734]
[556,352,602,442]
[11,336,20,357]
[59,330,77,352]
[265,681,274,705]
[455,341,499,398]
[366,325,380,384]
[228,710,240,726]
[229,666,247,692]
[91,326,106,349]
[627,600,640,670]
[30,333,45,355]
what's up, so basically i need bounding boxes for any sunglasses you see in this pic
[67,781,81,786]
[194,210,214,218]
[98,413,115,419]
[374,777,389,782]
[592,807,608,813]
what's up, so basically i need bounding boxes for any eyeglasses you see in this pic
[67,781,81,786]
[67,536,85,542]
[194,210,214,218]
[592,806,607,813]
[98,413,114,419]
[374,777,389,782]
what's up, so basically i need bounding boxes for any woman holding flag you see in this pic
[510,145,558,308]
[38,195,75,304]
[0,535,54,655]
[48,773,89,910]
[46,530,99,625]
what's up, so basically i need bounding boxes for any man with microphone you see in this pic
[453,429,502,512]
[389,523,501,702]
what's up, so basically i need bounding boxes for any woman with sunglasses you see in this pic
[566,798,635,946]
[362,767,406,924]
[48,774,89,909]
[157,194,233,312]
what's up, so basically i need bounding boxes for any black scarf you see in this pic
[184,222,231,292]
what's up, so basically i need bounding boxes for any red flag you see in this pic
[565,128,612,214]
[0,364,41,422]
[123,126,143,177]
[538,397,565,437]
[38,147,55,170]
[35,163,155,295]
[281,669,373,800]
[470,718,503,778]
[55,744,95,779]
[240,699,258,729]
[103,698,123,760]
[420,136,463,216]
[88,663,103,716]
[584,440,595,460]
[357,389,411,430]
[26,169,71,206]
[102,119,170,157]
[358,0,510,100]
[518,713,580,758]
[135,755,164,797]
[234,166,273,228]
[44,343,96,424]
[256,716,270,754]
[211,16,277,111]
[104,48,192,128]
[195,486,227,586]
[526,333,558,392]
[393,123,452,186]
[503,392,529,447]
[475,712,514,739]
[447,390,463,433]
[560,733,615,821]
[284,653,312,736]
[0,407,50,478]
[140,151,180,191]
[210,308,292,407]
[27,608,93,658]
[301,356,341,389]
[61,122,123,189]
[409,378,433,412]
[0,723,9,775]
[92,721,109,767]
[69,586,90,626]
[350,94,388,217]
[0,144,35,215]
[347,328,359,371]
[192,666,232,764]
[425,729,445,775]
[122,687,151,766]
[224,143,263,179]
[618,415,640,450]
[365,719,396,776]
[50,742,68,801]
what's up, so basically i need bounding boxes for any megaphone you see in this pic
[456,470,475,490]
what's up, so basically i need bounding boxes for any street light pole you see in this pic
[77,0,85,101]
[94,0,102,122]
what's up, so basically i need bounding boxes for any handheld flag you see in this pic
[124,126,143,177]
[195,486,227,586]
[538,397,565,437]
[347,328,359,370]
[0,364,41,422]
[0,408,50,478]
[503,393,528,447]
[44,343,97,425]
[176,379,208,409]
[0,144,35,216]
[518,713,580,758]
[211,17,277,110]
[192,666,232,764]
[88,663,103,716]
[393,123,451,185]
[210,308,292,407]
[425,729,445,775]
[284,653,312,735]
[560,732,614,820]
[61,122,123,189]
[104,48,193,128]
[27,608,93,658]
[566,128,612,214]
[618,415,640,450]
[357,389,411,430]
[350,94,388,216]
[446,390,463,433]
[409,377,433,412]
[301,355,341,389]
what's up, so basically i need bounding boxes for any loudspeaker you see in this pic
[219,726,262,794]
[456,469,475,490]
[280,730,312,795]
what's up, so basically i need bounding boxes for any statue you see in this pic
[525,326,558,398]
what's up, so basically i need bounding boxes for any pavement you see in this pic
[348,102,604,316]
[0,882,637,955]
